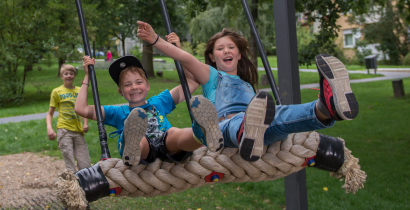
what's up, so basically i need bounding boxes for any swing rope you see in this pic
[56,131,366,209]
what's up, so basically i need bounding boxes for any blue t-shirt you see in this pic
[202,65,253,104]
[104,89,175,138]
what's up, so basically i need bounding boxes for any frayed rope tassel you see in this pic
[330,139,367,194]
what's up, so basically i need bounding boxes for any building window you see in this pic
[344,34,354,47]
[343,29,360,48]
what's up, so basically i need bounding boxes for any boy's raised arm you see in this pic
[74,56,105,121]
[170,78,200,105]
[137,21,210,85]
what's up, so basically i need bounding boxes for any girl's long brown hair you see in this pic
[204,29,259,91]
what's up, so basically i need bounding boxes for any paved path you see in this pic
[1,69,409,125]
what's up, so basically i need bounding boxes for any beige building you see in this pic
[335,11,385,60]
[296,9,386,61]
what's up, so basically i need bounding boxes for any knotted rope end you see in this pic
[56,169,88,210]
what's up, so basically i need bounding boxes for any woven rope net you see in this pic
[57,131,366,209]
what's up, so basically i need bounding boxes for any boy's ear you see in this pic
[146,81,150,91]
[118,88,123,96]
[209,53,215,62]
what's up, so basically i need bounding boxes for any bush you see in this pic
[403,53,410,65]
[0,69,23,105]
[130,45,142,59]
[353,41,373,66]
[67,50,83,62]
[181,41,193,55]
[194,42,206,57]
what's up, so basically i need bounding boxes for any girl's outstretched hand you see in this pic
[137,21,158,44]
[166,32,181,48]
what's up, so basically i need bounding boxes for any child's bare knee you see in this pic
[166,127,177,137]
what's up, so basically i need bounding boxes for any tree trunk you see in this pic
[21,64,31,95]
[249,0,259,69]
[9,63,18,95]
[58,57,65,77]
[141,40,155,78]
[122,37,126,56]
[93,40,96,58]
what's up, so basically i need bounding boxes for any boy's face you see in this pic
[60,70,76,85]
[118,71,150,107]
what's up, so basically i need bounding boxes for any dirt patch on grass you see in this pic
[0,152,65,209]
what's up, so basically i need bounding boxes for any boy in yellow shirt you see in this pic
[46,64,91,172]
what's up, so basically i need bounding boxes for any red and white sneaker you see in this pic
[315,54,359,121]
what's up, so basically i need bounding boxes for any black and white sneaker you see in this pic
[190,95,224,152]
[122,108,148,166]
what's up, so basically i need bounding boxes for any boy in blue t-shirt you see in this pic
[75,55,224,166]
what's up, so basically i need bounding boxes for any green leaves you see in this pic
[295,0,372,66]
[349,0,410,64]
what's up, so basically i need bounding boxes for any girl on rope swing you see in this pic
[136,21,359,166]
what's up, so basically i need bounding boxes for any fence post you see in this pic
[272,0,308,209]
[392,79,405,98]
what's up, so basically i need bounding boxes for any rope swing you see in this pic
[56,131,366,210]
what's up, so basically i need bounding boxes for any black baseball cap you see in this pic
[109,55,148,85]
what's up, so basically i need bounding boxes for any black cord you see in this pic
[149,34,160,46]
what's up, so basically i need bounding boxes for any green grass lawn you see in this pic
[0,61,381,118]
[1,64,409,209]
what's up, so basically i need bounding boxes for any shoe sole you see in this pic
[315,54,359,120]
[190,96,224,152]
[239,91,275,162]
[123,108,148,166]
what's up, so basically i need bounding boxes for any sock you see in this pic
[316,100,331,119]
[236,117,245,144]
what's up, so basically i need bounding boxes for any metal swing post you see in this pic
[158,0,193,123]
[240,0,282,105]
[242,0,308,209]
[272,0,307,209]
[75,0,111,160]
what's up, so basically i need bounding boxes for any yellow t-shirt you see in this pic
[50,85,83,133]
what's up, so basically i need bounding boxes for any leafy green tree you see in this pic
[97,0,186,77]
[189,7,227,45]
[188,0,275,67]
[0,0,99,103]
[0,0,54,103]
[396,0,410,24]
[296,24,315,53]
[295,0,373,66]
[348,0,410,64]
[181,42,194,55]
[135,0,187,78]
[47,0,98,76]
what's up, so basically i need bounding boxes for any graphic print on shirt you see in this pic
[144,105,164,139]
[59,92,81,122]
